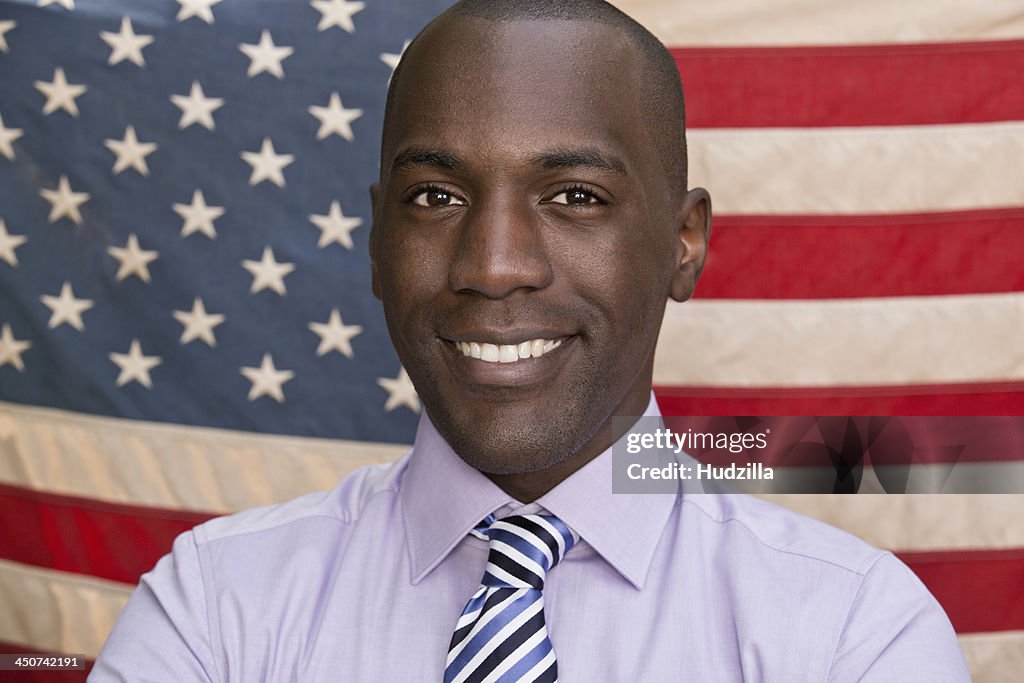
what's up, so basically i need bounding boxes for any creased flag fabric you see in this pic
[0,0,1021,680]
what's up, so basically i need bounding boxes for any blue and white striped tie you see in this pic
[445,514,576,683]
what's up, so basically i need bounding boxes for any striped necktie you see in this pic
[445,514,576,683]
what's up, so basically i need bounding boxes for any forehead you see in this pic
[385,18,648,173]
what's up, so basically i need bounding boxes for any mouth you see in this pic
[440,333,574,387]
[453,337,564,363]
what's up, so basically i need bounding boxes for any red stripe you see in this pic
[0,483,214,585]
[0,642,90,682]
[897,548,1024,634]
[674,40,1024,128]
[697,209,1024,299]
[654,382,1024,416]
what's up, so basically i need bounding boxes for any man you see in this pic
[92,1,970,680]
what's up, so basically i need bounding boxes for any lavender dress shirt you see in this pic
[91,396,970,681]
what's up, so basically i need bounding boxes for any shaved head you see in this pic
[382,0,688,197]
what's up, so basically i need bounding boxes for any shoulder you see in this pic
[192,452,410,548]
[680,493,886,576]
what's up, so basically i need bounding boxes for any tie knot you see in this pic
[479,514,575,590]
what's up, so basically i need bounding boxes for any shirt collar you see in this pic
[401,393,676,590]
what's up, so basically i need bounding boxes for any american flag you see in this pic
[0,0,1021,680]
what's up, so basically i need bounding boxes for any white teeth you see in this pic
[456,337,565,363]
[481,343,500,362]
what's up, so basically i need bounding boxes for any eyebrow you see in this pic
[529,148,628,176]
[391,146,465,174]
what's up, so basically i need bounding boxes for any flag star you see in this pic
[176,0,222,24]
[107,233,158,283]
[0,20,15,53]
[37,0,74,9]
[109,339,161,388]
[0,114,24,161]
[0,219,27,267]
[39,175,90,225]
[34,67,87,117]
[308,92,362,141]
[170,81,224,130]
[309,200,361,249]
[239,30,293,79]
[104,126,157,176]
[100,17,154,67]
[172,189,224,238]
[309,309,362,358]
[241,137,294,187]
[242,246,294,295]
[173,297,224,347]
[311,0,364,33]
[0,324,31,372]
[241,353,294,403]
[380,39,410,74]
[377,367,420,412]
[41,282,93,331]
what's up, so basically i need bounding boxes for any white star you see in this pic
[170,81,224,130]
[311,0,364,33]
[104,126,157,176]
[173,297,224,347]
[39,175,90,225]
[172,189,224,238]
[37,0,74,9]
[0,219,27,267]
[34,67,87,117]
[309,309,362,358]
[40,282,93,331]
[380,39,410,74]
[239,30,293,79]
[100,17,154,67]
[0,324,31,372]
[0,20,16,53]
[309,200,361,249]
[109,339,161,388]
[377,367,420,412]
[242,246,294,295]
[241,137,294,187]
[176,0,221,24]
[107,234,158,283]
[0,114,24,161]
[308,92,362,141]
[241,353,294,403]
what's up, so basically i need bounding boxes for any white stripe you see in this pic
[486,561,531,589]
[756,495,1024,552]
[454,587,489,630]
[654,293,1024,387]
[0,559,132,658]
[481,625,549,683]
[736,462,1024,495]
[613,0,1024,46]
[490,540,546,581]
[959,630,1024,682]
[451,596,546,683]
[530,516,567,560]
[448,589,528,666]
[494,521,554,567]
[0,400,407,512]
[688,122,1024,215]
[518,647,557,683]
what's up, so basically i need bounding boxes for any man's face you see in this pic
[372,18,705,478]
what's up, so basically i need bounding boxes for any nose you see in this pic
[448,197,553,299]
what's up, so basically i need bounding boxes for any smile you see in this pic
[455,338,564,363]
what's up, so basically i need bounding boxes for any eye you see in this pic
[409,186,467,207]
[547,186,605,206]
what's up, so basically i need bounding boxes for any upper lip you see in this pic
[441,329,574,345]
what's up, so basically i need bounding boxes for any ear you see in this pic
[369,182,383,301]
[669,187,712,302]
